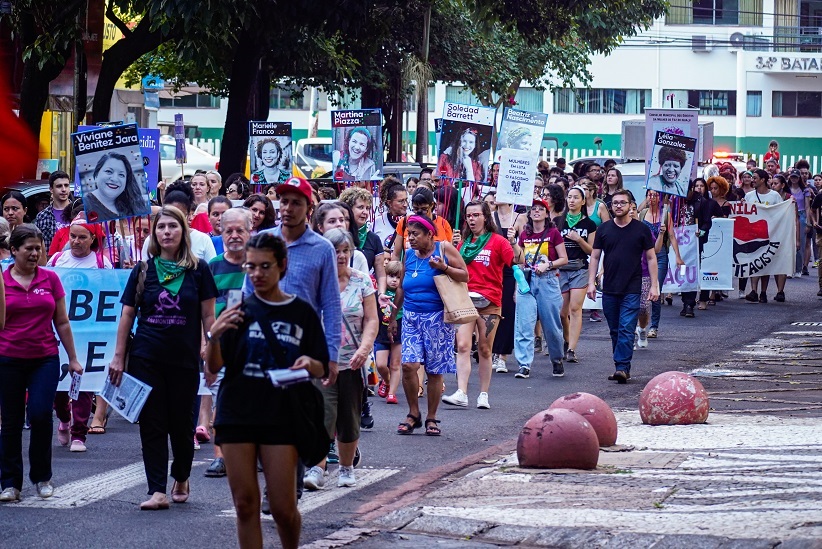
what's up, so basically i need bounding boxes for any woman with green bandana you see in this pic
[108,205,218,511]
[441,200,514,410]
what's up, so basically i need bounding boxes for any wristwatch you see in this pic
[205,331,213,343]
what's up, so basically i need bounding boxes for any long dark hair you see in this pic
[445,128,480,177]
[311,201,361,249]
[524,203,555,236]
[243,193,277,231]
[93,152,144,216]
[10,224,42,251]
[1,190,29,223]
[461,200,495,237]
[433,185,458,229]
[556,186,589,230]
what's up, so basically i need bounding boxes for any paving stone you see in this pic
[652,534,729,549]
[775,539,822,549]
[524,527,611,548]
[603,532,665,548]
[403,515,492,539]
[475,524,537,544]
[369,507,423,530]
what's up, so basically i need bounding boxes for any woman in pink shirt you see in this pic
[0,224,82,503]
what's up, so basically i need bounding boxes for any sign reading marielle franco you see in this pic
[54,268,132,394]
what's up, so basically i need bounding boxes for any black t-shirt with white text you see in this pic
[215,294,329,427]
[121,259,218,368]
[593,219,654,295]
[554,215,597,266]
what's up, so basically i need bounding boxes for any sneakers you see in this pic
[589,311,603,322]
[35,481,54,499]
[386,394,398,404]
[476,392,490,409]
[377,380,388,398]
[261,490,271,514]
[514,366,530,379]
[69,439,86,452]
[534,337,543,353]
[303,466,326,491]
[745,291,759,303]
[0,487,20,502]
[802,267,810,276]
[637,327,648,348]
[608,371,629,384]
[552,360,565,377]
[566,349,578,363]
[442,389,468,407]
[57,421,70,446]
[738,290,746,299]
[353,446,362,468]
[647,328,658,339]
[360,400,374,430]
[338,466,356,487]
[204,457,227,478]
[759,292,768,304]
[774,291,785,302]
[193,436,200,451]
[327,442,339,464]
[493,355,508,373]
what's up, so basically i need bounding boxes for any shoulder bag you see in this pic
[124,260,149,372]
[432,243,479,325]
[244,298,331,467]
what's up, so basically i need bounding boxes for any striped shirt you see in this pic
[209,254,245,318]
[243,225,341,362]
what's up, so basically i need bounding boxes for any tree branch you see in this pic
[106,0,132,38]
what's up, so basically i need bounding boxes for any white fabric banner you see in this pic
[730,200,796,277]
[662,225,700,293]
[700,218,734,290]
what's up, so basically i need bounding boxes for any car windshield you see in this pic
[304,144,332,162]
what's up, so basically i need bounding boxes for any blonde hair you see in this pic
[339,187,373,208]
[148,205,198,269]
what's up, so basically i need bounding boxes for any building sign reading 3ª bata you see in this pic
[751,53,822,73]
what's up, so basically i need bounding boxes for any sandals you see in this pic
[397,414,422,435]
[88,425,106,435]
[424,419,441,436]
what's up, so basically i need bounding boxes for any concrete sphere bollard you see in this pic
[517,408,600,469]
[549,392,618,447]
[639,371,710,425]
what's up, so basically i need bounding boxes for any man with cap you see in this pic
[242,176,341,506]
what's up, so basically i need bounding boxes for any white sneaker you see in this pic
[0,487,20,502]
[494,357,508,373]
[338,466,356,487]
[476,392,490,409]
[69,440,86,452]
[193,436,200,451]
[441,389,468,407]
[35,481,54,499]
[738,290,745,299]
[637,327,648,348]
[303,466,326,491]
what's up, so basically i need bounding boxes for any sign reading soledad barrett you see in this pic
[436,102,495,185]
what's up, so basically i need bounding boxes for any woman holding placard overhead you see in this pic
[0,225,83,503]
[108,205,217,510]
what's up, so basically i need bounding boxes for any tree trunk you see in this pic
[90,22,169,123]
[219,35,262,179]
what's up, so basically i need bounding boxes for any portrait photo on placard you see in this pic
[646,131,697,198]
[331,109,383,182]
[436,120,493,183]
[73,124,151,223]
[249,122,292,186]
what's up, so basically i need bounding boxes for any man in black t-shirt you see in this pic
[587,190,659,383]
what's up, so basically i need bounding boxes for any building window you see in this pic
[158,93,220,108]
[405,86,436,112]
[269,85,306,110]
[746,91,762,116]
[773,91,822,117]
[553,88,651,114]
[662,90,737,115]
[666,0,762,26]
[445,85,482,106]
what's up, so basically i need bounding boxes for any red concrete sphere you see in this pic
[549,392,618,447]
[639,371,710,426]
[517,408,600,469]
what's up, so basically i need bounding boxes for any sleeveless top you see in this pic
[403,242,445,313]
[588,199,605,226]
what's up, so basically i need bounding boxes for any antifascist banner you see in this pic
[495,108,547,206]
[662,224,700,293]
[331,109,382,182]
[55,268,131,393]
[700,218,734,290]
[730,200,796,277]
[436,102,495,184]
[644,109,699,198]
[249,121,292,186]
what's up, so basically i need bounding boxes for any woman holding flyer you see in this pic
[0,225,83,503]
[108,205,218,511]
[84,152,147,222]
[438,127,484,182]
[334,128,377,181]
[206,232,328,549]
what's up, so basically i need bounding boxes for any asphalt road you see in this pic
[1,274,820,548]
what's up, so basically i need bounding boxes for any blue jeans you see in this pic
[514,272,564,367]
[0,355,60,490]
[650,250,668,330]
[601,293,640,374]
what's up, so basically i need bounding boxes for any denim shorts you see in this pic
[559,268,589,293]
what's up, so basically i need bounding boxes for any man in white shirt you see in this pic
[744,169,786,303]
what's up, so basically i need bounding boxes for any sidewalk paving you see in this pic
[346,411,822,548]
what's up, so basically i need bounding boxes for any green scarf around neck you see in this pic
[566,211,583,228]
[154,256,186,296]
[459,231,492,264]
[357,223,368,250]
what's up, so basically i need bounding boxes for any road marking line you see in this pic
[217,467,400,520]
[15,460,206,508]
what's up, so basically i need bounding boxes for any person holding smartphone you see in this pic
[206,232,328,549]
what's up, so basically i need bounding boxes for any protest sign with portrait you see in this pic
[495,108,547,206]
[644,109,699,198]
[331,109,382,182]
[249,121,292,187]
[436,102,495,185]
[72,123,151,223]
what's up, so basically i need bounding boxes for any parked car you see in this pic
[292,138,333,179]
[159,136,220,182]
[1,180,53,218]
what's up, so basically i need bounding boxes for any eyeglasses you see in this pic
[611,201,629,207]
